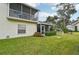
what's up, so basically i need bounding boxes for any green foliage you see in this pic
[57,3,77,19]
[57,3,77,32]
[33,32,43,37]
[63,29,68,33]
[46,16,58,23]
[68,29,73,32]
[46,16,58,33]
[45,31,56,36]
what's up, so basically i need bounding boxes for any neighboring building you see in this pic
[67,20,79,31]
[0,3,39,39]
[37,21,52,34]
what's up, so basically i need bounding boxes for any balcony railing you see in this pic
[9,9,38,21]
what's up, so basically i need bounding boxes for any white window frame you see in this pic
[18,24,26,34]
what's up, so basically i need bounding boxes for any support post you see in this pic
[48,26,51,32]
[30,8,31,20]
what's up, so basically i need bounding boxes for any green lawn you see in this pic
[0,32,79,55]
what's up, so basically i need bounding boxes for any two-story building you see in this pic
[0,3,52,39]
[0,3,39,39]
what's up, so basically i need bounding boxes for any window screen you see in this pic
[18,24,26,34]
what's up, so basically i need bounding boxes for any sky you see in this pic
[27,3,79,21]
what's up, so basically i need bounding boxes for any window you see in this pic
[18,24,26,34]
[10,3,21,11]
[22,4,30,13]
[9,3,37,20]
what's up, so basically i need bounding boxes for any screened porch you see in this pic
[9,3,38,21]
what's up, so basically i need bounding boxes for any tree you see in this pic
[46,16,58,23]
[56,3,77,32]
[77,17,79,20]
[46,16,58,31]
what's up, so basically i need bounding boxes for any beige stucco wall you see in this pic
[0,3,37,39]
[6,20,37,38]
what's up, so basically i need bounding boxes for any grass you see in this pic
[0,32,79,55]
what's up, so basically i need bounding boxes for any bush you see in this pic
[45,31,56,36]
[68,29,73,32]
[33,32,43,37]
[63,28,69,33]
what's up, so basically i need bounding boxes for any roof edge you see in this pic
[23,3,39,11]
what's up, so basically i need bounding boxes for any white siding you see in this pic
[66,25,75,31]
[75,23,79,31]
[67,23,79,31]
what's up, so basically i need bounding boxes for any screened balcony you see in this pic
[9,3,38,21]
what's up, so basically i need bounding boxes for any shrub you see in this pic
[68,29,73,32]
[45,31,56,36]
[33,32,43,37]
[63,28,69,33]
